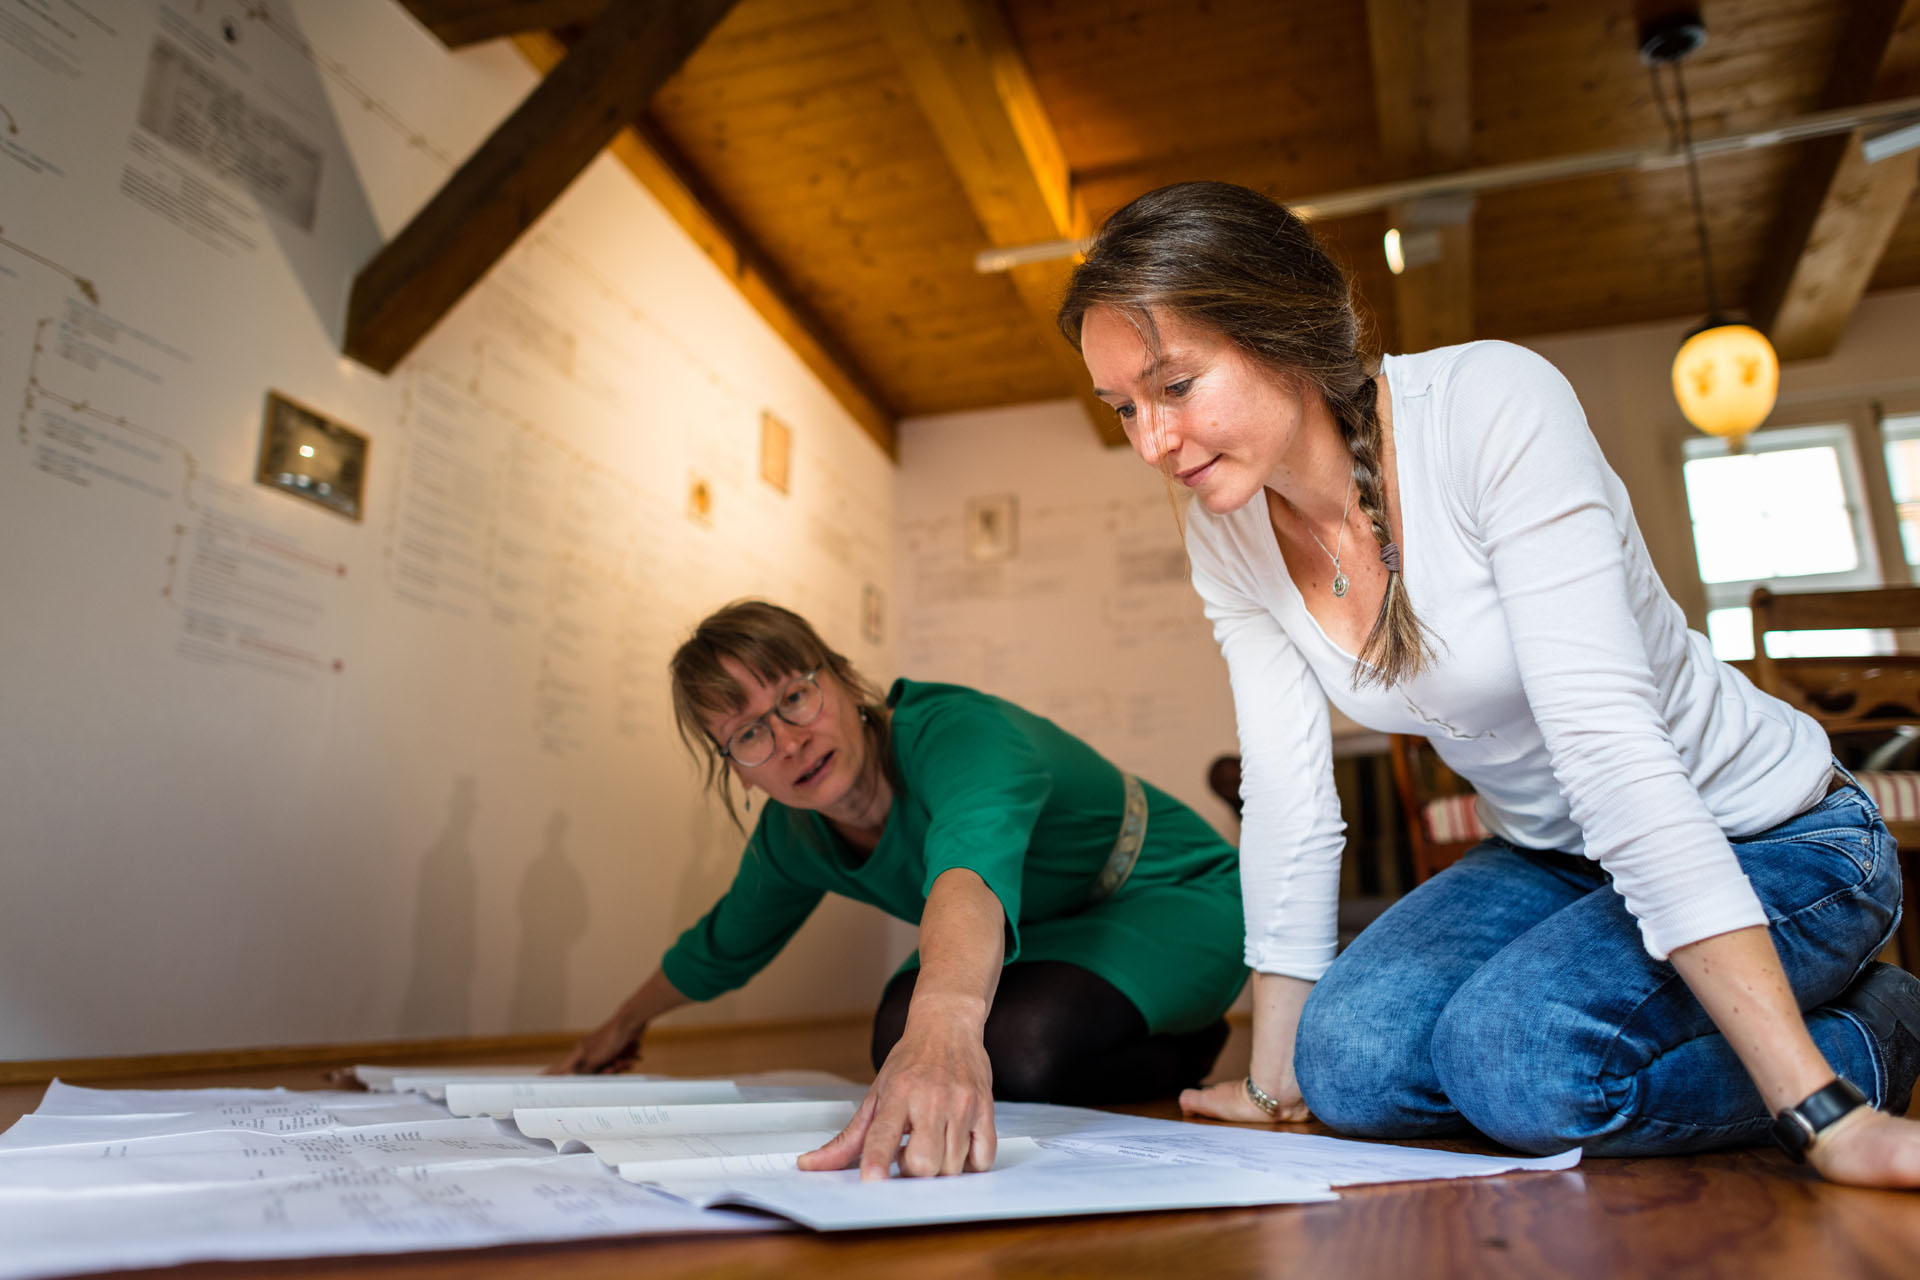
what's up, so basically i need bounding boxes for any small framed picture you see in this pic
[861,583,885,645]
[256,391,368,520]
[687,472,715,527]
[964,493,1018,562]
[759,410,791,494]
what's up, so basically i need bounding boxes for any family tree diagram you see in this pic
[5,251,351,683]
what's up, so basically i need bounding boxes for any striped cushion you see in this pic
[1855,771,1920,824]
[1423,794,1491,844]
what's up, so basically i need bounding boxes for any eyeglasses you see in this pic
[716,669,824,767]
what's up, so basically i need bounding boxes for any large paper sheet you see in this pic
[0,1118,546,1189]
[444,1079,743,1117]
[0,1152,776,1280]
[514,1100,859,1147]
[1034,1121,1583,1186]
[652,1139,1337,1230]
[0,1098,452,1150]
[578,1130,845,1168]
[30,1081,412,1117]
[354,1064,560,1092]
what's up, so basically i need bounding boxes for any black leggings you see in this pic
[870,960,1230,1105]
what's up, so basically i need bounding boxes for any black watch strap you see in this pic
[1769,1078,1869,1162]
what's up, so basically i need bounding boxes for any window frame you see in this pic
[1680,413,1885,661]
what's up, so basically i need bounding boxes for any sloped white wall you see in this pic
[0,0,897,1060]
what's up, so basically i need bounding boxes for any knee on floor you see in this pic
[1428,995,1617,1155]
[1294,983,1453,1136]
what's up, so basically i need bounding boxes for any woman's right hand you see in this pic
[550,1008,648,1075]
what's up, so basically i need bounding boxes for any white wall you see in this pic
[893,405,1243,834]
[0,0,897,1060]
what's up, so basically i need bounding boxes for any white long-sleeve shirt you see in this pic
[1186,340,1832,981]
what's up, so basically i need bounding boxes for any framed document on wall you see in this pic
[255,391,369,520]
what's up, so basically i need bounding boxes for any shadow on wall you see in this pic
[508,811,590,1032]
[397,776,478,1036]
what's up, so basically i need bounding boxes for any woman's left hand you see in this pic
[797,1003,996,1179]
[1806,1107,1920,1187]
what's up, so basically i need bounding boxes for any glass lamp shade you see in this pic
[1672,322,1779,444]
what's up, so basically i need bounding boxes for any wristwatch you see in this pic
[1769,1078,1868,1162]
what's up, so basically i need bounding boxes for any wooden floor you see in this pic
[5,1021,1919,1280]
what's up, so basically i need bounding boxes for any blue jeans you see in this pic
[1294,774,1904,1156]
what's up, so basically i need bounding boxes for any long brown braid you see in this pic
[1058,180,1434,687]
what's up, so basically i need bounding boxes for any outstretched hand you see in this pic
[1808,1108,1920,1187]
[548,1010,645,1075]
[1180,1076,1313,1125]
[797,1007,996,1179]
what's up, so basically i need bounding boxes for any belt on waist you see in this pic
[1090,773,1148,904]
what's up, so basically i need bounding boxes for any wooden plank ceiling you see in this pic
[387,0,1920,448]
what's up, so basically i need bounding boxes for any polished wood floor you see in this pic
[5,1020,1919,1280]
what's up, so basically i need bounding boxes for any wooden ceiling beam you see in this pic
[344,0,736,374]
[876,0,1125,447]
[398,1,610,48]
[1748,0,1918,362]
[1365,0,1473,352]
[513,34,897,457]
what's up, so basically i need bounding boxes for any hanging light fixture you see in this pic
[1640,5,1778,449]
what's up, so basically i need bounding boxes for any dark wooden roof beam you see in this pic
[1749,0,1919,362]
[877,0,1124,447]
[345,0,737,374]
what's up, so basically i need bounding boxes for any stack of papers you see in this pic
[0,1068,1580,1279]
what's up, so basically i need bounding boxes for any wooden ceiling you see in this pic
[376,1,1920,455]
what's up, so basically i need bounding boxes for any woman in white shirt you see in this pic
[1058,180,1920,1184]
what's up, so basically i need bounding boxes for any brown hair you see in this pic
[1058,180,1432,687]
[668,599,893,824]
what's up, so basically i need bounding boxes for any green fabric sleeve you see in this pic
[659,813,825,1001]
[902,697,1054,962]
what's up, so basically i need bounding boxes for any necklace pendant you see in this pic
[1331,571,1349,598]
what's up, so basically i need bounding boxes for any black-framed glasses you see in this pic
[716,668,823,767]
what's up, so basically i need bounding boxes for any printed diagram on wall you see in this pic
[256,391,368,519]
[9,296,350,684]
[759,409,791,495]
[964,493,1018,562]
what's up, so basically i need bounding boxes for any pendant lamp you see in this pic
[1640,6,1779,449]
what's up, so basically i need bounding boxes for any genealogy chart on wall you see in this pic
[0,0,898,1060]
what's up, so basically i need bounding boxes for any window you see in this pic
[1881,412,1920,567]
[1681,424,1880,660]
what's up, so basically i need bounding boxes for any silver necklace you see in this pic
[1302,478,1356,598]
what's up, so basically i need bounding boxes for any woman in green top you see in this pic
[557,600,1247,1178]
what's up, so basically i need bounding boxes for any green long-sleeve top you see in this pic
[660,679,1239,1004]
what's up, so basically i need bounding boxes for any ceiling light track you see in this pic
[972,93,1920,273]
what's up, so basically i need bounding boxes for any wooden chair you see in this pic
[1387,734,1490,883]
[1749,586,1920,971]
